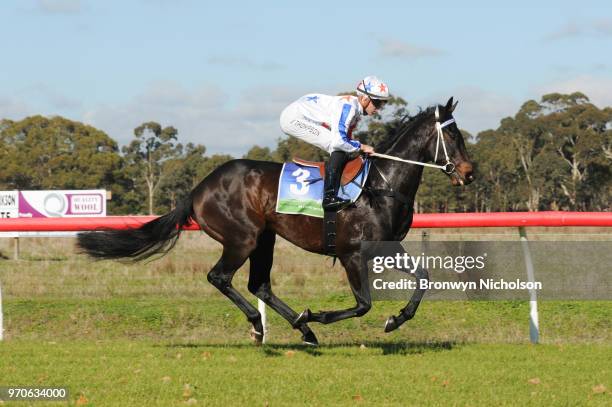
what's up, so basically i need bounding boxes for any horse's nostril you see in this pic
[457,162,474,182]
[462,170,474,183]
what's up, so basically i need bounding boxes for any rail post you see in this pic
[518,226,539,344]
[258,299,267,344]
[13,237,19,260]
[421,230,429,246]
[0,278,3,341]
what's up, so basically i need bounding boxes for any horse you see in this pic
[77,97,474,346]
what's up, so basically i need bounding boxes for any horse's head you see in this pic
[425,97,474,186]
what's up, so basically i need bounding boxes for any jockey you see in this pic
[280,75,390,210]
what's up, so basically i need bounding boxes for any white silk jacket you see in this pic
[283,93,363,153]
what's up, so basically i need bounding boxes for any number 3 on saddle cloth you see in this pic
[276,156,371,218]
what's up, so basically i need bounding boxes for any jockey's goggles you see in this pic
[370,98,388,109]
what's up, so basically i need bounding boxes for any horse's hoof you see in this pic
[250,328,264,345]
[384,315,399,333]
[302,331,319,347]
[294,309,312,326]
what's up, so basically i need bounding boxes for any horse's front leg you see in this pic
[294,251,371,325]
[383,241,429,332]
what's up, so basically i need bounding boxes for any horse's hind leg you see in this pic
[207,246,263,342]
[247,229,319,346]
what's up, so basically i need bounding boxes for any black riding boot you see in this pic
[322,151,350,211]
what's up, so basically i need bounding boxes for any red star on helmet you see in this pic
[379,83,387,93]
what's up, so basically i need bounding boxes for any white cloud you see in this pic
[594,19,612,36]
[36,0,82,15]
[25,83,82,109]
[378,39,444,59]
[544,22,583,41]
[234,86,304,120]
[536,75,612,108]
[545,18,612,41]
[83,81,307,156]
[0,96,38,121]
[133,80,225,110]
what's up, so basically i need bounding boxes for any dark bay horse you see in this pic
[77,97,474,346]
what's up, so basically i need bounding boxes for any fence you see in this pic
[1,211,610,342]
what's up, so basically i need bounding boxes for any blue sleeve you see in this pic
[331,104,361,152]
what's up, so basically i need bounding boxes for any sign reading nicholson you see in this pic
[0,190,106,218]
[362,241,611,301]
[0,191,18,218]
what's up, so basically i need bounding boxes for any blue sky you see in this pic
[1,0,611,155]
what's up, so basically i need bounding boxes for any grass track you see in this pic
[1,341,610,406]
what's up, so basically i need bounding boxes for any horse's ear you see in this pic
[445,97,454,112]
[451,99,459,113]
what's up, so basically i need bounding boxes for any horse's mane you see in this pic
[375,106,435,153]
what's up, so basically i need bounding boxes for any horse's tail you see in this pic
[77,195,194,261]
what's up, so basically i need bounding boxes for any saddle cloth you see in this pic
[275,156,370,218]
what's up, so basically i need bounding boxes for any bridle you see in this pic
[370,106,458,176]
[362,106,468,208]
[433,106,456,175]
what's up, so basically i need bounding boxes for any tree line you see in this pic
[0,92,609,214]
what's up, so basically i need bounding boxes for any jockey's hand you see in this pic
[360,144,375,155]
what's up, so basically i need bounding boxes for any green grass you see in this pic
[2,298,610,344]
[0,231,610,405]
[1,341,609,406]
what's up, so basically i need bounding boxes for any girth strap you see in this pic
[323,210,338,258]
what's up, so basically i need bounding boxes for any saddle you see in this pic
[292,156,365,185]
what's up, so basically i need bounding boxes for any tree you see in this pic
[489,93,611,211]
[157,143,208,211]
[0,115,123,189]
[197,154,234,179]
[538,93,611,210]
[352,94,409,147]
[243,145,274,161]
[122,122,179,215]
[466,130,515,211]
[272,137,327,162]
[460,93,611,212]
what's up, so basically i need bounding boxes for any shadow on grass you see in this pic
[366,340,455,355]
[162,340,457,357]
[20,256,69,261]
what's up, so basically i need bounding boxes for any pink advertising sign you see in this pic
[16,190,106,218]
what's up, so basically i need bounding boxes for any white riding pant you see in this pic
[279,102,334,153]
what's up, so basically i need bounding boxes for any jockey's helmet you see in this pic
[356,76,390,100]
